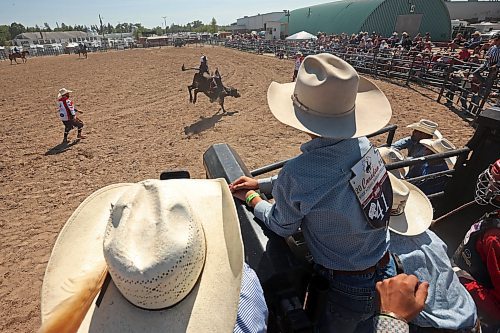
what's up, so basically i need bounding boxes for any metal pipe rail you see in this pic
[250,125,398,176]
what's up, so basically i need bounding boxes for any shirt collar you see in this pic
[300,137,344,153]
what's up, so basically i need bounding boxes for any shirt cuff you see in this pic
[373,315,409,333]
[253,200,274,223]
[258,178,274,195]
[373,315,410,333]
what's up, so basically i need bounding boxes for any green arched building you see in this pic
[286,0,451,41]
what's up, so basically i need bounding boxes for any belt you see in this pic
[321,251,391,276]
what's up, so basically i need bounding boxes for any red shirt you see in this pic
[463,227,500,322]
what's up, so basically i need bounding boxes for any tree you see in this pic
[43,22,52,32]
[9,22,25,39]
[192,20,203,29]
[210,18,217,33]
[0,25,10,46]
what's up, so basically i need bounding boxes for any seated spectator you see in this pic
[378,147,408,179]
[465,31,483,50]
[401,32,413,51]
[387,174,479,331]
[392,119,442,158]
[389,32,400,48]
[406,138,457,195]
[453,160,500,333]
[459,48,471,62]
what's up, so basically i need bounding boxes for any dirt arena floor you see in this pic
[0,46,475,332]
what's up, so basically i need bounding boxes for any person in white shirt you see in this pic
[56,88,85,143]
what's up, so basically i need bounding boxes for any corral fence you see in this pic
[217,39,499,119]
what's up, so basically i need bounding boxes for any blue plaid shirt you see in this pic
[254,137,390,271]
[389,230,477,330]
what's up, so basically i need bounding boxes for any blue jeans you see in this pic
[314,255,396,333]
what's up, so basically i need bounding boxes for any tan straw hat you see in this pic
[57,88,72,98]
[388,173,433,236]
[40,179,243,333]
[378,147,408,179]
[267,53,392,139]
[420,138,457,169]
[407,119,442,138]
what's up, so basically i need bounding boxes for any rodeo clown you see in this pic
[57,88,85,143]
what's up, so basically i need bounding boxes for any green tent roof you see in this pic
[284,0,451,40]
[286,0,385,35]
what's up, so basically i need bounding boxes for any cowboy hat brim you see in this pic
[41,179,243,333]
[388,174,433,236]
[267,76,392,139]
[420,139,457,169]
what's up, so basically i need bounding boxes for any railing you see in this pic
[250,124,398,177]
[217,39,499,119]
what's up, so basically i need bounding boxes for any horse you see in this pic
[9,51,29,64]
[184,65,241,113]
[77,48,88,59]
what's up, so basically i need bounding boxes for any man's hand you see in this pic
[232,189,250,202]
[376,274,429,322]
[229,176,259,192]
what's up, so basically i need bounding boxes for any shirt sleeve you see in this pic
[234,263,268,333]
[373,315,409,333]
[257,175,278,195]
[253,169,304,237]
[465,229,500,321]
[392,137,411,151]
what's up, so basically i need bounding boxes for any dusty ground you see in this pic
[0,46,474,332]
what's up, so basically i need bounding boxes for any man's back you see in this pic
[261,137,389,271]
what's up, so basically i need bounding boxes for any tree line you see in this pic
[0,18,223,46]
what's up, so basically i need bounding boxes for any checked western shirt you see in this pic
[254,137,390,271]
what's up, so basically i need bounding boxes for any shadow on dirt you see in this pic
[45,139,80,155]
[184,110,239,136]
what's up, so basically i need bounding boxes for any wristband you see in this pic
[245,192,261,206]
[379,311,407,324]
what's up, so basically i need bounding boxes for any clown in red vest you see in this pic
[57,88,85,143]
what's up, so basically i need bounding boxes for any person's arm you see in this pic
[374,274,429,333]
[252,169,304,237]
[463,230,500,322]
[392,137,411,150]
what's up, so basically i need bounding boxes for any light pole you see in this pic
[283,10,290,38]
[162,16,167,35]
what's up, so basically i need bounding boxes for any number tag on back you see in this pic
[350,146,392,229]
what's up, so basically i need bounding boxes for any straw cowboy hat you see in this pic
[407,119,443,138]
[57,88,72,98]
[40,179,243,332]
[267,53,392,138]
[473,31,481,36]
[378,147,409,179]
[420,138,457,169]
[388,173,433,236]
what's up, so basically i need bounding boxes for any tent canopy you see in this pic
[286,31,317,40]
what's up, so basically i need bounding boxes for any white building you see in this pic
[13,31,102,47]
[229,12,286,40]
[446,2,500,22]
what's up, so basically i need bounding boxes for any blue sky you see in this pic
[1,0,327,28]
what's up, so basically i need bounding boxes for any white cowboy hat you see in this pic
[378,147,409,179]
[388,173,433,236]
[267,53,392,139]
[57,88,72,98]
[40,179,243,333]
[407,119,442,138]
[419,138,457,169]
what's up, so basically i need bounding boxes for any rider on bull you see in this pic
[199,54,209,75]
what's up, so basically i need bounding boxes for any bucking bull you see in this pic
[182,64,240,113]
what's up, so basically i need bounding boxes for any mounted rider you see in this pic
[199,54,209,75]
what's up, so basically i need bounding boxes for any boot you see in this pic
[63,133,69,143]
[77,130,86,139]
